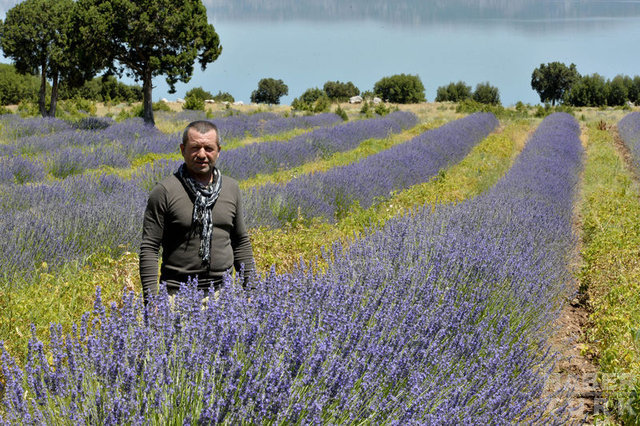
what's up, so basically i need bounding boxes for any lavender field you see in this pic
[1,106,639,424]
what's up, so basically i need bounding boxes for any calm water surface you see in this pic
[2,0,640,106]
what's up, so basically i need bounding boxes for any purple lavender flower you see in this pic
[243,112,497,227]
[1,113,581,424]
[217,110,416,181]
[618,111,640,172]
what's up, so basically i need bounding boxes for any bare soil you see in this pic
[544,125,600,425]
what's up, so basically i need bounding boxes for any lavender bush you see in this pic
[0,174,148,281]
[217,110,417,181]
[0,113,582,424]
[617,111,640,172]
[0,114,343,177]
[0,156,46,184]
[0,113,409,281]
[244,112,497,227]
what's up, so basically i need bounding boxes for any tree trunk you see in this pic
[142,67,155,126]
[48,69,59,117]
[38,63,47,118]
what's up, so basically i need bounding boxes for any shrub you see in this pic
[183,94,205,111]
[373,74,426,104]
[335,104,348,121]
[291,88,330,112]
[213,91,234,103]
[472,82,501,105]
[323,80,359,101]
[250,78,288,104]
[185,86,214,102]
[374,102,392,116]
[0,63,40,105]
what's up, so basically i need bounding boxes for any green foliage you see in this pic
[17,100,40,117]
[291,87,330,112]
[374,102,392,116]
[251,78,288,104]
[185,86,214,102]
[533,103,574,118]
[323,80,359,101]
[0,63,40,105]
[606,75,629,107]
[565,73,608,107]
[360,100,374,117]
[579,125,640,423]
[183,94,205,110]
[59,75,143,103]
[76,0,222,125]
[531,62,580,106]
[627,76,640,104]
[373,73,426,104]
[334,104,348,121]
[472,82,501,105]
[435,81,472,102]
[212,90,234,103]
[0,0,84,117]
[153,100,172,112]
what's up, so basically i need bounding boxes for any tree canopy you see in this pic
[472,82,501,105]
[75,0,222,125]
[531,62,580,106]
[251,78,288,104]
[435,81,472,102]
[373,74,426,104]
[323,80,359,101]
[0,0,81,117]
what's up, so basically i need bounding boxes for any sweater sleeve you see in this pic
[231,188,256,289]
[139,183,166,302]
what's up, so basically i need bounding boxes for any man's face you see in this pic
[180,128,220,183]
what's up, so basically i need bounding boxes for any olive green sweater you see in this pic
[139,171,255,300]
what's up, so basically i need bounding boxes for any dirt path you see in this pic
[544,124,600,425]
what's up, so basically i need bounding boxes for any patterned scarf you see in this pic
[178,164,222,265]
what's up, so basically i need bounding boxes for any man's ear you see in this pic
[179,143,185,155]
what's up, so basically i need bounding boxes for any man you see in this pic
[139,120,255,303]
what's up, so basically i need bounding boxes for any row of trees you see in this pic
[531,62,640,107]
[0,0,221,124]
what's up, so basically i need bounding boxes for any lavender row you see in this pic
[617,111,640,172]
[0,113,583,423]
[0,113,412,279]
[243,112,498,228]
[0,175,148,282]
[0,113,342,182]
[216,110,417,181]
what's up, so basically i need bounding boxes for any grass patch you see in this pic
[0,251,139,362]
[579,124,640,423]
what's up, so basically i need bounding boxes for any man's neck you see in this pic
[189,170,213,186]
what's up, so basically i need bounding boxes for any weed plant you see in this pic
[580,123,640,423]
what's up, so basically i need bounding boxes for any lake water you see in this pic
[2,0,640,106]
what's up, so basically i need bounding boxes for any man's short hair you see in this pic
[182,120,220,149]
